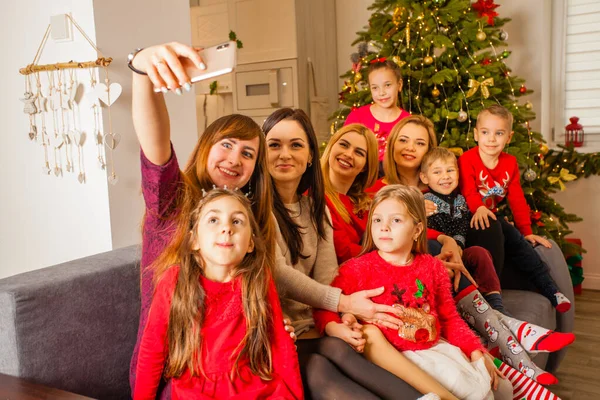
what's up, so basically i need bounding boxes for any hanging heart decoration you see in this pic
[104,132,121,149]
[95,82,122,106]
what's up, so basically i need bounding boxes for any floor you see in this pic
[552,289,600,400]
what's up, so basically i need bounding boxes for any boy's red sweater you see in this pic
[458,148,533,236]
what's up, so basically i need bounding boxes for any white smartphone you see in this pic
[154,41,237,92]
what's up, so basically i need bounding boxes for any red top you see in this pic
[365,178,443,241]
[458,148,532,236]
[134,267,303,400]
[326,194,368,265]
[313,251,484,355]
[345,105,410,161]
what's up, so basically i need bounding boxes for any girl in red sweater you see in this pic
[315,185,509,400]
[134,189,302,400]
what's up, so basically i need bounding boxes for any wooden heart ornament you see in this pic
[104,132,121,150]
[95,82,122,106]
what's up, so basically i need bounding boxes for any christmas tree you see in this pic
[331,0,600,255]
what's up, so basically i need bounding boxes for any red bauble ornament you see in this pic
[481,58,492,66]
[472,0,500,26]
[519,85,527,94]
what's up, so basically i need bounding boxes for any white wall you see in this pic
[335,0,600,289]
[0,1,111,279]
[0,0,198,279]
[93,0,198,250]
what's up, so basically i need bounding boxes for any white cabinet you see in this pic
[190,0,338,140]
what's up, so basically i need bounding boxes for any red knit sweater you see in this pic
[458,148,532,236]
[325,194,368,265]
[134,266,303,400]
[313,251,484,355]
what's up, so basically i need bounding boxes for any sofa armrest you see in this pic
[534,239,575,372]
[0,245,141,400]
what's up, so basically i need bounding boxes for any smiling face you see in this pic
[420,157,459,195]
[370,198,423,260]
[327,130,368,183]
[266,119,312,189]
[368,68,402,110]
[193,195,254,270]
[474,113,514,159]
[393,123,431,171]
[206,137,260,189]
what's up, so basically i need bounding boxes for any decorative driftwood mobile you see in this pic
[19,14,121,184]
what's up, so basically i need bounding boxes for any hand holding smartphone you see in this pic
[153,41,237,92]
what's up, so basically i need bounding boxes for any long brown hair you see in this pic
[149,114,276,281]
[383,115,438,185]
[262,108,330,265]
[153,189,273,380]
[361,185,428,255]
[321,124,379,223]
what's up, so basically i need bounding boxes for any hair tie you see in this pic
[369,57,387,64]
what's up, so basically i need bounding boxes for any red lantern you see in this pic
[565,116,584,147]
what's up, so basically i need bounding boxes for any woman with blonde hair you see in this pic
[321,123,379,264]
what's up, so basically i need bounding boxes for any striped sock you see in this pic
[493,358,560,400]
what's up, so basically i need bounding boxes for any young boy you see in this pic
[420,147,574,384]
[458,104,571,313]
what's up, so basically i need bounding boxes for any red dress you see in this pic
[325,194,368,265]
[135,267,303,400]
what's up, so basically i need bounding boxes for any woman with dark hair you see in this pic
[264,109,423,400]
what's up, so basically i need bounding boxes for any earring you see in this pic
[308,161,313,167]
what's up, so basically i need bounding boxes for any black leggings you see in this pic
[466,218,558,298]
[297,337,421,400]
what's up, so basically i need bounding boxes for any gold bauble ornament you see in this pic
[476,31,487,41]
[457,110,468,122]
[539,143,549,155]
[354,72,362,83]
[525,101,533,110]
[424,56,434,65]
[432,87,440,98]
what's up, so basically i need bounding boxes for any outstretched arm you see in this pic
[131,43,205,165]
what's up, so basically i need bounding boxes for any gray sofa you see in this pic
[0,242,574,399]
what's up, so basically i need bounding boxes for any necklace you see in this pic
[389,253,414,266]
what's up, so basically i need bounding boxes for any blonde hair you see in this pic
[321,124,379,223]
[420,147,457,174]
[361,185,428,255]
[476,104,513,130]
[383,115,438,184]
